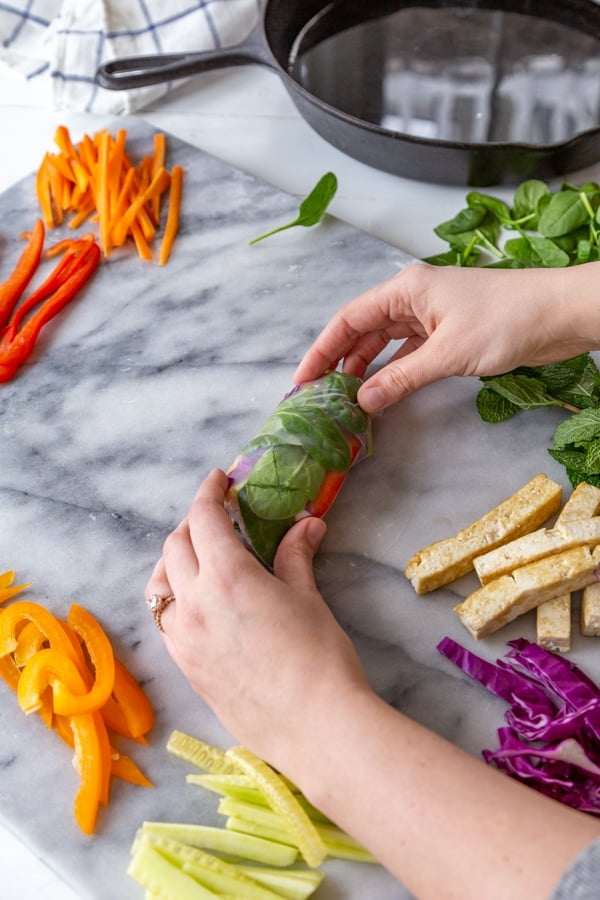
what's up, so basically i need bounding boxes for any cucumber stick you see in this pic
[167,731,242,775]
[142,821,297,867]
[225,747,326,869]
[127,841,218,899]
[187,774,331,824]
[237,867,324,900]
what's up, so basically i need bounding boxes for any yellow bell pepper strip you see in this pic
[0,600,79,662]
[49,603,115,717]
[100,657,154,742]
[0,570,31,605]
[0,219,44,330]
[0,237,100,383]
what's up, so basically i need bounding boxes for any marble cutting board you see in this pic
[0,117,596,900]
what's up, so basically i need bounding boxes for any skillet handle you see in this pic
[96,23,272,91]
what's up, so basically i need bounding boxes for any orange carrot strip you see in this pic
[47,153,76,184]
[159,165,183,266]
[68,201,95,230]
[150,133,166,221]
[95,130,111,257]
[131,221,154,261]
[47,163,64,226]
[112,167,171,246]
[54,125,79,160]
[36,156,55,228]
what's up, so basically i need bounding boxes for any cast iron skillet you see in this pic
[96,0,600,187]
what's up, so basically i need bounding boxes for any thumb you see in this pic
[358,340,448,412]
[273,517,327,590]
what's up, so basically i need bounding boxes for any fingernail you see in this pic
[305,517,326,551]
[359,386,386,413]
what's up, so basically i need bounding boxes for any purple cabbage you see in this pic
[438,636,600,814]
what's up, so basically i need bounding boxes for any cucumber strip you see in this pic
[167,731,242,775]
[237,866,324,900]
[188,775,331,824]
[127,842,218,899]
[226,815,376,864]
[225,747,326,869]
[181,858,285,900]
[142,822,298,867]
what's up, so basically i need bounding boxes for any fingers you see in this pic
[294,266,425,385]
[273,516,327,591]
[357,332,455,412]
[186,468,247,562]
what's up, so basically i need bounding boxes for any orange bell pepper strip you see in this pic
[70,710,112,834]
[0,601,78,661]
[0,569,31,605]
[0,219,44,330]
[54,713,153,789]
[17,647,88,715]
[13,619,47,667]
[50,603,115,717]
[100,657,154,741]
[0,238,101,383]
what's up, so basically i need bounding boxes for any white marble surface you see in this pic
[2,57,600,900]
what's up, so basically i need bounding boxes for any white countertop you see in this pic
[2,57,600,900]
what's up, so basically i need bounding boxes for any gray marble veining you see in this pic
[0,118,596,900]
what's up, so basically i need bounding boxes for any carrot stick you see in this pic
[95,130,111,257]
[111,167,171,247]
[35,156,55,228]
[159,166,184,266]
[150,133,166,221]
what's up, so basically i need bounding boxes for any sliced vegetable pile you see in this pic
[36,125,183,264]
[225,371,372,569]
[128,730,375,898]
[0,220,100,382]
[0,573,154,835]
[426,178,600,489]
[439,636,600,815]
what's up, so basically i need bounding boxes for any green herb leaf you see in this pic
[512,180,550,226]
[480,373,563,410]
[476,387,521,422]
[249,172,338,244]
[538,190,591,237]
[246,444,325,520]
[553,408,600,449]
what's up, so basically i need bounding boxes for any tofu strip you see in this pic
[536,483,600,651]
[405,474,562,595]
[455,545,600,640]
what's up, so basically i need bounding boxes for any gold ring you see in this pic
[146,593,175,632]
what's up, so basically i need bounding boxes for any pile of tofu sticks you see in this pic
[405,473,600,650]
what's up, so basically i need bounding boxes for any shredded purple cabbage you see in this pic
[438,636,600,815]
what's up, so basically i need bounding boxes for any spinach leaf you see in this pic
[249,172,338,244]
[246,444,325,520]
[427,177,600,488]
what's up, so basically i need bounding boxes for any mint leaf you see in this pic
[481,373,562,410]
[553,408,600,448]
[476,387,520,422]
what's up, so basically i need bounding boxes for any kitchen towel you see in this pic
[0,0,260,114]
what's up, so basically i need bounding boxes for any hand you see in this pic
[294,262,599,413]
[145,469,369,773]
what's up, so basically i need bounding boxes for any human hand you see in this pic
[145,469,369,774]
[295,262,597,413]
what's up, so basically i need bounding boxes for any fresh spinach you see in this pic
[249,171,338,245]
[428,179,600,486]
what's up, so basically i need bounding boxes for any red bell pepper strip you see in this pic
[0,219,44,330]
[308,435,363,519]
[0,239,100,382]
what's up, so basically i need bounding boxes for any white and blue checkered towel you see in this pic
[0,0,260,113]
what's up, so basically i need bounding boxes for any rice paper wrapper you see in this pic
[225,372,373,569]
